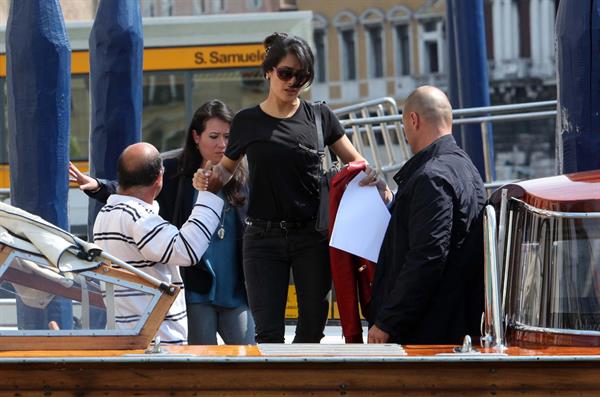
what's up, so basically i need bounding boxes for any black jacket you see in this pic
[87,153,247,295]
[368,135,486,344]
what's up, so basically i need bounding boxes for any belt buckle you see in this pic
[279,220,287,230]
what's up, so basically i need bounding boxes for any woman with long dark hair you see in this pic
[194,33,392,343]
[70,100,255,345]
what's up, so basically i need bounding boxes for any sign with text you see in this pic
[0,43,265,77]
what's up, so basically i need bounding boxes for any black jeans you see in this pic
[243,221,331,343]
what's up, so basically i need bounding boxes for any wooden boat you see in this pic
[0,172,599,396]
[487,169,600,348]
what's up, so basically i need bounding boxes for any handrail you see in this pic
[339,101,557,186]
[340,110,557,127]
[333,96,399,116]
[510,197,600,218]
[452,100,556,116]
[482,205,505,350]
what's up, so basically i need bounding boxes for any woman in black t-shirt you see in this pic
[194,33,391,343]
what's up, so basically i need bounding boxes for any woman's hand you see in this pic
[69,162,100,192]
[359,165,393,205]
[193,161,213,192]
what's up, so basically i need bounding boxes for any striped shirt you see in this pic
[93,191,223,344]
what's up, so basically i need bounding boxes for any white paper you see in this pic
[329,171,391,262]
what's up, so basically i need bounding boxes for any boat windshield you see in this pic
[506,200,600,332]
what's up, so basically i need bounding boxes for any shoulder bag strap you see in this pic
[314,102,325,160]
[313,101,338,162]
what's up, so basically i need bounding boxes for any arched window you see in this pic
[333,11,358,81]
[360,8,385,79]
[193,0,206,15]
[415,2,445,75]
[160,0,173,16]
[141,0,156,17]
[388,5,413,76]
[313,14,328,83]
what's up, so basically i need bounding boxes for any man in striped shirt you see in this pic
[93,142,223,344]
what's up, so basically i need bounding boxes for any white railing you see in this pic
[335,98,557,189]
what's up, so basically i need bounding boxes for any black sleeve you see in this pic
[375,174,454,335]
[224,111,247,161]
[156,159,180,224]
[84,178,118,204]
[321,103,346,147]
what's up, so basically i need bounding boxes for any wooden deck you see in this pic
[1,345,600,396]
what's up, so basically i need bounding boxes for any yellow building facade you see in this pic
[300,0,446,106]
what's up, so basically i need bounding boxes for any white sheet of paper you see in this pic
[329,171,391,262]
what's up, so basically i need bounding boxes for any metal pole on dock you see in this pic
[87,0,143,236]
[556,0,600,173]
[446,0,495,182]
[6,0,73,329]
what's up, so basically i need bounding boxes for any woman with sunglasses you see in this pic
[70,100,255,345]
[195,33,389,343]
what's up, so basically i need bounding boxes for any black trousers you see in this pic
[242,222,331,343]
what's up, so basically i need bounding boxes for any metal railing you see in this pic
[482,204,505,350]
[335,98,557,190]
[334,97,411,176]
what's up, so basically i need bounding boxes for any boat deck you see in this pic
[2,345,600,396]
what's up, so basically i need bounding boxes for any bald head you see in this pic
[117,142,163,190]
[402,86,453,153]
[404,86,453,127]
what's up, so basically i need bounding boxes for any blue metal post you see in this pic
[556,0,600,173]
[6,0,73,330]
[447,0,494,181]
[88,0,143,235]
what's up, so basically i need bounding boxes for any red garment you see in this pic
[328,161,376,343]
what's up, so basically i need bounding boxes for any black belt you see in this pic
[245,217,314,231]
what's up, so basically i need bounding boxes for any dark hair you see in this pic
[118,150,163,190]
[262,32,314,88]
[177,99,247,207]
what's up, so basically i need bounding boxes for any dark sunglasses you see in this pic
[275,67,310,87]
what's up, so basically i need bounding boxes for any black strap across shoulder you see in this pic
[312,101,337,161]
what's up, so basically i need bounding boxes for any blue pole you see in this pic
[88,0,143,236]
[6,0,73,330]
[445,1,461,148]
[556,0,600,173]
[447,0,494,181]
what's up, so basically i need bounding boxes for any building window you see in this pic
[314,30,327,83]
[247,0,262,9]
[340,30,357,80]
[334,11,358,82]
[211,0,225,13]
[387,5,413,77]
[160,0,173,16]
[313,14,328,84]
[365,25,384,78]
[419,19,445,74]
[360,8,385,79]
[142,0,156,17]
[193,0,206,14]
[395,24,411,76]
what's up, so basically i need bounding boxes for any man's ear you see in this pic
[410,112,419,129]
[154,169,164,187]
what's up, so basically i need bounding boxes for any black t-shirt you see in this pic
[225,99,345,221]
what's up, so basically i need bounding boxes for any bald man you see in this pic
[367,86,486,345]
[93,143,223,344]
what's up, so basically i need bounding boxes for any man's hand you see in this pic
[359,165,393,205]
[367,324,390,344]
[69,161,100,192]
[193,160,224,194]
